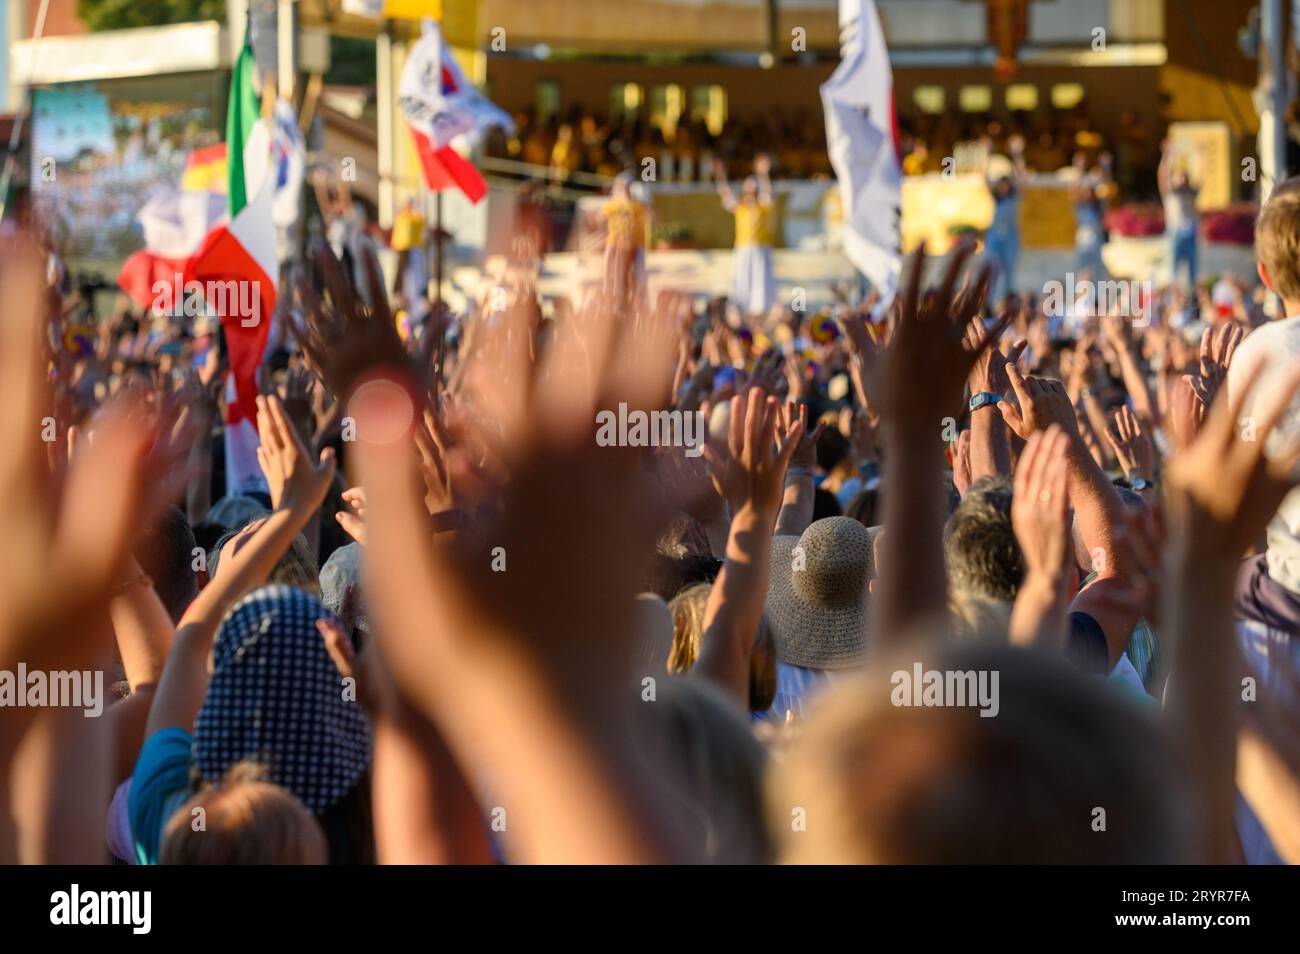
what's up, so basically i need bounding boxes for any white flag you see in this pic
[398,19,515,151]
[821,0,901,311]
[137,188,227,261]
[271,98,305,231]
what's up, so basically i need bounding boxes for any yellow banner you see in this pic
[382,0,478,46]
[382,0,440,18]
[1167,121,1233,212]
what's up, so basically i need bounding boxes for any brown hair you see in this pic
[160,761,328,865]
[1257,176,1300,302]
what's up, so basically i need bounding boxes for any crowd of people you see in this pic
[486,103,833,184]
[489,95,1149,193]
[3,154,1300,865]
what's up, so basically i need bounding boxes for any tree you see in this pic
[77,0,227,32]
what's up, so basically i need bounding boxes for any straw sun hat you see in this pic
[764,517,873,670]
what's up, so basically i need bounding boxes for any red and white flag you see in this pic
[398,19,514,204]
[821,0,902,313]
[186,41,279,497]
[117,145,229,310]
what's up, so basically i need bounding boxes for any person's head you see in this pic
[160,761,328,865]
[944,478,1023,602]
[1255,176,1300,312]
[647,677,771,863]
[643,550,722,603]
[211,521,321,598]
[766,517,872,669]
[947,589,1013,643]
[194,585,372,863]
[773,642,1191,863]
[319,542,366,637]
[813,488,843,521]
[844,486,881,528]
[611,172,633,200]
[133,505,200,623]
[668,581,778,713]
[630,593,674,677]
[815,425,849,472]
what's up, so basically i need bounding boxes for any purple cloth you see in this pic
[1236,553,1300,634]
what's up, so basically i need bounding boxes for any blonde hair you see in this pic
[668,582,710,673]
[771,643,1189,864]
[669,581,778,713]
[160,761,328,865]
[1257,177,1300,302]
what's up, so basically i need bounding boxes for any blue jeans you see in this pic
[1076,239,1104,281]
[1169,228,1197,288]
[985,230,1020,301]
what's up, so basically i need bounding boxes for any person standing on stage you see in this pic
[714,154,777,318]
[985,134,1027,302]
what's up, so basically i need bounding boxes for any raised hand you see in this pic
[1011,426,1073,588]
[966,316,1027,397]
[747,348,787,397]
[779,401,825,474]
[1164,358,1300,557]
[292,240,437,402]
[1104,404,1155,482]
[876,240,1001,427]
[350,289,692,862]
[839,308,885,414]
[337,486,368,546]
[1008,425,1074,647]
[999,366,1080,440]
[280,364,319,446]
[701,388,802,520]
[1197,321,1244,404]
[255,393,337,514]
[0,239,163,675]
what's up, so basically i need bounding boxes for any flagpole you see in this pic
[434,190,444,314]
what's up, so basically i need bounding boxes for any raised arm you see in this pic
[696,389,801,703]
[0,239,169,863]
[353,293,700,863]
[1163,361,1300,862]
[999,366,1137,668]
[754,153,774,205]
[713,159,738,213]
[873,241,1001,642]
[1007,426,1074,649]
[144,395,336,737]
[774,403,825,537]
[964,317,1025,483]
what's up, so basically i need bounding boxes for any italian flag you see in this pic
[187,42,279,497]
